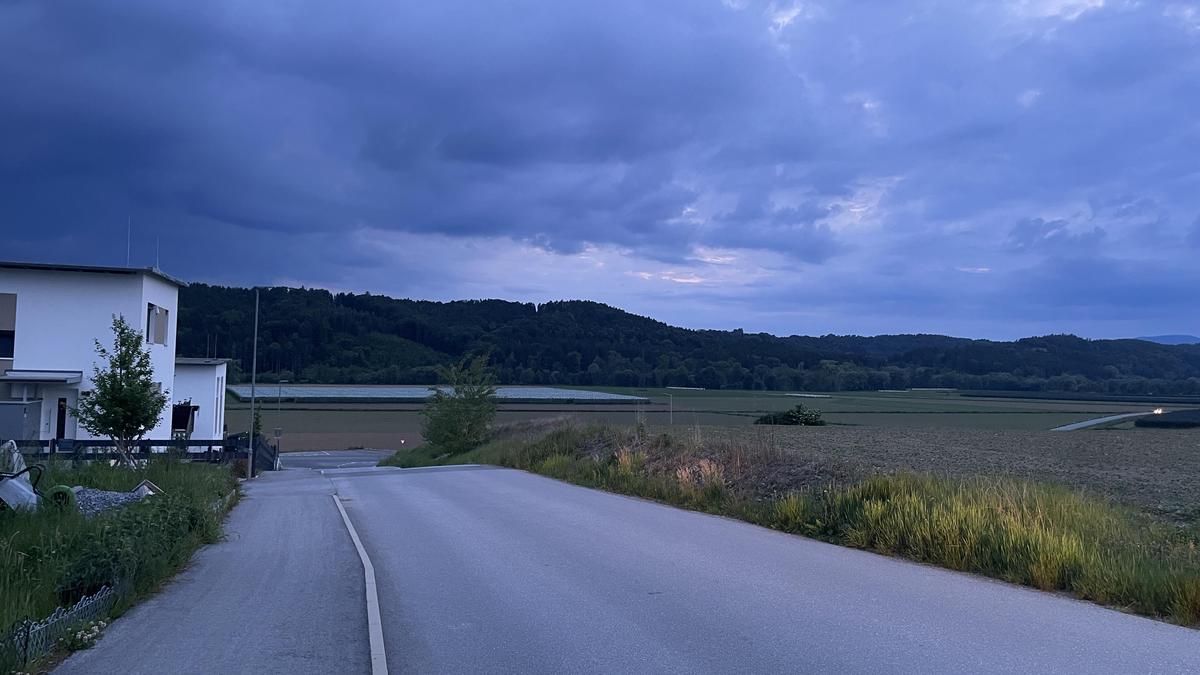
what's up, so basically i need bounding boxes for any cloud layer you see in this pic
[2,0,1198,338]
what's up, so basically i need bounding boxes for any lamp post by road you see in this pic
[276,380,289,454]
[277,380,289,415]
[245,289,259,479]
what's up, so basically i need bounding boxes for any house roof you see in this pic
[0,261,187,288]
[175,357,229,366]
[0,369,84,384]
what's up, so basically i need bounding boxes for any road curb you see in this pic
[332,494,389,675]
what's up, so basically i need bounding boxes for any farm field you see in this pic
[226,386,1200,522]
[694,424,1200,522]
[225,387,1192,452]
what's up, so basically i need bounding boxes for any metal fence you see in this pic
[225,433,279,474]
[1,580,130,668]
[15,438,232,462]
[14,437,280,476]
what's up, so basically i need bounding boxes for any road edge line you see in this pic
[332,494,389,675]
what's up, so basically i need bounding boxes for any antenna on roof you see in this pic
[126,217,132,267]
[155,236,160,270]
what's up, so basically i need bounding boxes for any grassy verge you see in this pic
[385,421,1200,626]
[1,460,238,660]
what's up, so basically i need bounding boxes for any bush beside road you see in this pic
[0,461,237,669]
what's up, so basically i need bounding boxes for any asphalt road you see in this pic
[1051,411,1156,431]
[279,448,395,470]
[60,465,1200,673]
[330,466,1200,674]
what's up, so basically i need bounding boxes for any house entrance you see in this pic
[56,397,67,439]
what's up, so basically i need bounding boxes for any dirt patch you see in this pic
[689,425,1200,523]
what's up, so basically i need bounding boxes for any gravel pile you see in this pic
[75,488,146,517]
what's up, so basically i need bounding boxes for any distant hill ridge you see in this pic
[1138,335,1200,346]
[176,284,1200,395]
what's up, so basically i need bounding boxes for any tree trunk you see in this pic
[113,439,135,467]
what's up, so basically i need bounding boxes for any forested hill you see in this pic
[177,284,1200,395]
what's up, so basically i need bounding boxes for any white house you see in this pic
[173,358,228,440]
[0,261,227,445]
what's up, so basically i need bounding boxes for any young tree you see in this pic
[74,316,169,466]
[421,355,497,454]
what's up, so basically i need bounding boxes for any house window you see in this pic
[0,292,14,360]
[146,303,169,345]
[0,330,13,359]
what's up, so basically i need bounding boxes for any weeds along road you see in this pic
[61,464,1200,674]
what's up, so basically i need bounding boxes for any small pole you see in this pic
[277,379,288,454]
[22,620,31,665]
[668,393,674,425]
[246,289,259,479]
[277,380,288,415]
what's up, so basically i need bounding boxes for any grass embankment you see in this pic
[385,422,1200,626]
[0,461,238,637]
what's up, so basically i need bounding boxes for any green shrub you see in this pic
[536,454,574,478]
[420,355,497,455]
[754,404,825,426]
[56,494,221,603]
[0,461,236,632]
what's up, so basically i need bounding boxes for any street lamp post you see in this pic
[245,289,259,479]
[276,379,289,454]
[277,380,289,415]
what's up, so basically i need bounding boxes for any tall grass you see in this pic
[755,475,1200,623]
[388,422,1200,626]
[0,461,237,635]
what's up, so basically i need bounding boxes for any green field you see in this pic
[226,387,1188,452]
[227,386,1200,523]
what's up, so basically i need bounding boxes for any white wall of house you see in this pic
[0,266,181,442]
[3,270,144,380]
[141,275,179,440]
[174,362,228,440]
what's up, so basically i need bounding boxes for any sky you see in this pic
[2,0,1199,340]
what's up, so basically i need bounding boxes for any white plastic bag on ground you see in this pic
[0,440,29,481]
[1,440,40,510]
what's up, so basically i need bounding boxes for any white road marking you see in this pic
[1050,411,1157,431]
[333,494,389,675]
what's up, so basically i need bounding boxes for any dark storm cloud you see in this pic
[1,0,1198,337]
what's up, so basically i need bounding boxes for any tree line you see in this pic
[176,284,1200,395]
